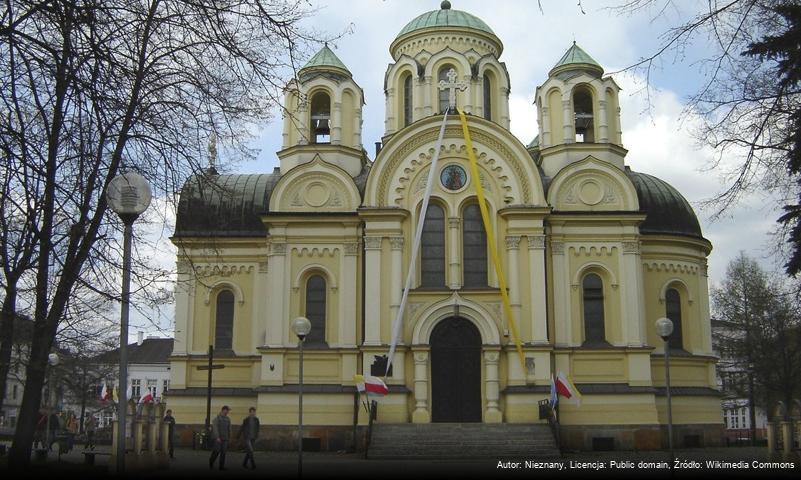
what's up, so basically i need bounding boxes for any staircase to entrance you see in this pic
[367,423,560,459]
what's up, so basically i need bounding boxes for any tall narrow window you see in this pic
[573,86,594,142]
[483,73,492,121]
[462,204,488,287]
[582,274,605,344]
[310,91,331,143]
[438,66,455,114]
[305,275,327,345]
[665,288,684,350]
[215,290,234,350]
[421,204,446,287]
[403,74,413,127]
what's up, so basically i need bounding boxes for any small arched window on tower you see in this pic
[310,91,331,144]
[305,275,327,345]
[582,273,605,344]
[573,86,595,143]
[421,203,446,287]
[462,204,488,287]
[215,290,235,351]
[483,73,492,121]
[438,65,456,114]
[403,74,413,127]
[665,288,684,350]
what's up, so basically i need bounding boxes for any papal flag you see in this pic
[353,374,389,397]
[112,385,118,403]
[555,371,582,406]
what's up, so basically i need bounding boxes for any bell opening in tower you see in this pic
[573,86,595,143]
[310,91,331,144]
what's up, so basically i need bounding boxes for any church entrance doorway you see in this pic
[430,317,482,422]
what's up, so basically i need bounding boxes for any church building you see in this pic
[167,2,723,451]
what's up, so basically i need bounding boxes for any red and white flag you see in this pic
[100,384,110,402]
[353,375,389,397]
[138,391,154,404]
[555,371,582,406]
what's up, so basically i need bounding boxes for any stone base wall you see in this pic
[559,423,724,451]
[174,424,367,452]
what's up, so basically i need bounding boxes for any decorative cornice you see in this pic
[505,235,521,250]
[389,237,405,250]
[528,236,546,250]
[364,236,383,250]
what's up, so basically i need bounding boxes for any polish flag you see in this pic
[353,375,389,397]
[100,384,110,402]
[555,371,582,406]
[138,391,154,404]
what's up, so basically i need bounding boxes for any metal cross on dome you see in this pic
[439,68,468,112]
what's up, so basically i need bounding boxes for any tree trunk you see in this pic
[0,286,18,418]
[748,373,757,446]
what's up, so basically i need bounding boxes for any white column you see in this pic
[462,74,473,113]
[698,260,713,354]
[551,241,571,346]
[501,87,511,130]
[339,242,359,348]
[266,242,287,347]
[363,236,383,346]
[484,349,502,423]
[297,101,308,146]
[598,99,609,143]
[562,99,573,143]
[331,101,342,145]
[412,349,431,423]
[173,260,192,355]
[253,260,269,351]
[384,90,394,135]
[541,105,551,148]
[389,237,404,330]
[448,217,461,289]
[506,236,522,331]
[281,91,292,149]
[353,107,362,149]
[386,88,396,135]
[423,76,433,117]
[619,241,645,346]
[528,236,548,343]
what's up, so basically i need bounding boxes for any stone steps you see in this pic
[367,423,560,459]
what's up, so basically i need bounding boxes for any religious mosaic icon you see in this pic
[441,164,467,191]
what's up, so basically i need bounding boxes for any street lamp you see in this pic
[291,316,311,478]
[655,317,674,467]
[107,172,151,475]
[44,352,59,456]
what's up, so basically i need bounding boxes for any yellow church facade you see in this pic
[167,2,723,451]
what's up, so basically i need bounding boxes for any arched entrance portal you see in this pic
[430,317,482,422]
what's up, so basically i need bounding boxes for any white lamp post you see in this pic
[655,317,674,466]
[291,316,311,478]
[107,172,151,475]
[44,352,59,456]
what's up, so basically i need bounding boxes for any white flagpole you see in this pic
[385,110,450,376]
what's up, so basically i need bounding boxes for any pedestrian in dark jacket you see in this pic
[239,407,260,469]
[209,406,231,471]
[163,409,176,459]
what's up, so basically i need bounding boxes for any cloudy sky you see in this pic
[133,0,786,338]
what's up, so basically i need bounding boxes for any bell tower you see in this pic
[534,42,626,177]
[279,44,365,176]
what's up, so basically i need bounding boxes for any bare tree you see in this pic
[610,1,801,274]
[0,0,329,467]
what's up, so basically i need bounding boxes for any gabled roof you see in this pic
[300,44,351,76]
[93,338,174,365]
[550,41,603,77]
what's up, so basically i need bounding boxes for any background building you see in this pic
[167,2,723,451]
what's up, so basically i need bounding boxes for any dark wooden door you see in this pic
[430,317,482,422]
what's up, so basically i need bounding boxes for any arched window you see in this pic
[573,86,594,142]
[438,65,456,114]
[483,73,492,121]
[582,273,605,344]
[665,288,684,350]
[403,74,413,127]
[215,290,235,350]
[305,275,327,345]
[421,204,446,287]
[462,204,488,287]
[310,91,331,143]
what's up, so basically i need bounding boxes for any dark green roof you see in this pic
[300,45,350,75]
[550,42,603,77]
[396,1,495,39]
[626,169,703,238]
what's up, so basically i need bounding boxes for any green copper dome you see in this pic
[550,41,603,77]
[396,1,495,39]
[625,169,703,238]
[300,44,350,76]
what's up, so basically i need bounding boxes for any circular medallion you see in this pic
[440,164,468,191]
[304,182,330,207]
[578,179,603,205]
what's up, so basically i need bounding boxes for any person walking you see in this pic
[239,407,260,470]
[163,409,176,459]
[84,414,97,450]
[47,411,59,451]
[208,406,231,471]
